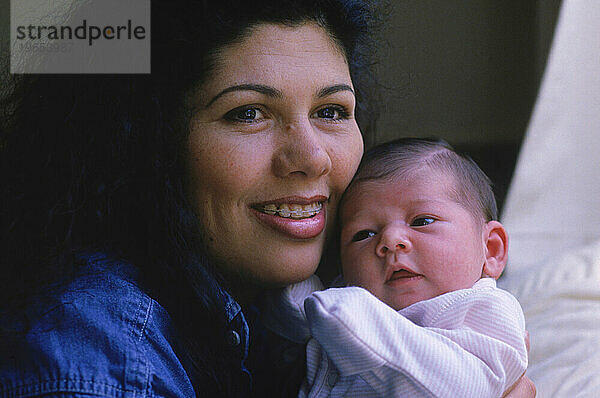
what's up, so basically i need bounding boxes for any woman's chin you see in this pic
[249,238,325,284]
[257,257,321,287]
[214,242,323,290]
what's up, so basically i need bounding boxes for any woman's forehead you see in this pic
[196,23,352,103]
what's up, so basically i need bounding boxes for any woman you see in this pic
[0,0,534,396]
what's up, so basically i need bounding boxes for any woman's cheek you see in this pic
[331,128,364,195]
[344,126,365,180]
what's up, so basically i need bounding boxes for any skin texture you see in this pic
[186,23,364,303]
[340,168,508,310]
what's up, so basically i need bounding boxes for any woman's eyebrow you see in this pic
[317,84,355,98]
[206,84,283,108]
[205,83,354,108]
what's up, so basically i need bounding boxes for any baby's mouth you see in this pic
[387,269,422,282]
[254,202,323,219]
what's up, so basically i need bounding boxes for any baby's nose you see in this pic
[375,229,412,256]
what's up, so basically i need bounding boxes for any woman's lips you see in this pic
[251,196,327,239]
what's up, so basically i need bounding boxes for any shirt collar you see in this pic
[221,287,243,324]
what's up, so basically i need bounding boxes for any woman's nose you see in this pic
[375,228,412,257]
[272,118,332,179]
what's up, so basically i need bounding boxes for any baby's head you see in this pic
[338,137,508,310]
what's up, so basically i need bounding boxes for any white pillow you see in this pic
[499,2,600,395]
[498,240,600,398]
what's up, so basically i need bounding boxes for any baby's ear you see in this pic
[482,221,508,279]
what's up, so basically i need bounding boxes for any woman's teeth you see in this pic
[260,202,322,219]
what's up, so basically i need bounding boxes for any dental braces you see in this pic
[263,204,322,217]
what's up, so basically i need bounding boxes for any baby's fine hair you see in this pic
[348,137,498,222]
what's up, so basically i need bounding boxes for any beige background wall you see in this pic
[375,0,561,146]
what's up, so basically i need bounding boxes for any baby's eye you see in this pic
[311,105,350,120]
[411,217,435,227]
[351,230,376,242]
[224,106,265,123]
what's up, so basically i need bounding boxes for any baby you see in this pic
[264,137,527,397]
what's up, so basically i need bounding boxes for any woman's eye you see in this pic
[312,105,350,120]
[224,106,264,123]
[411,217,435,227]
[351,230,376,242]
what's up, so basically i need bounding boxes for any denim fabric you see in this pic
[0,253,248,398]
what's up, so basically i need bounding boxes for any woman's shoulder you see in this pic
[0,252,194,398]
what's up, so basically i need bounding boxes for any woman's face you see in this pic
[186,23,363,294]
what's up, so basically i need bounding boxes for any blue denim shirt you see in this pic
[0,253,250,397]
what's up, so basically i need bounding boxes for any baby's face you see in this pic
[339,170,487,310]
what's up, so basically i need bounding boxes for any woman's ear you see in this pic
[482,221,508,279]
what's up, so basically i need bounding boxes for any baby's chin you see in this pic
[388,299,419,311]
[380,291,436,311]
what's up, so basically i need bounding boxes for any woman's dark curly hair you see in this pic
[1,0,381,395]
